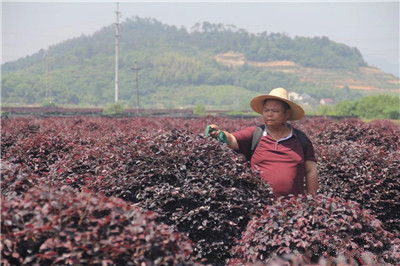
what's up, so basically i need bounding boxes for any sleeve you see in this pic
[231,126,256,158]
[305,137,317,162]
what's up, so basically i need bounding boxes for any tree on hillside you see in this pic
[331,100,358,116]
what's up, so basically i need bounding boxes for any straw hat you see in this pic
[250,87,305,120]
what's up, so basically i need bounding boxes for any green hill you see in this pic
[2,17,399,110]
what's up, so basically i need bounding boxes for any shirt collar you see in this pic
[263,123,293,142]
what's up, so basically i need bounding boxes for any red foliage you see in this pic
[314,119,400,232]
[1,186,194,265]
[229,194,399,265]
[1,116,399,265]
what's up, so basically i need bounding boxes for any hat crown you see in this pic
[268,87,289,100]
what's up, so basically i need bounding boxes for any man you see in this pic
[209,88,318,198]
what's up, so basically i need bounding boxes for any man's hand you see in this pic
[208,124,220,139]
[207,124,239,150]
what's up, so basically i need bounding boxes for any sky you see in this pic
[2,1,399,77]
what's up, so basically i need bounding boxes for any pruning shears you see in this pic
[204,125,228,144]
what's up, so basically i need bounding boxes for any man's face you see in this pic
[262,99,290,127]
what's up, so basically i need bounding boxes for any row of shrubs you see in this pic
[1,116,399,265]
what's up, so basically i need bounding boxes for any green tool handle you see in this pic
[204,125,228,144]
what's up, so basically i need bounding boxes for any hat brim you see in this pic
[250,95,305,120]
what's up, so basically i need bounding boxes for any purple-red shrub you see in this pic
[314,119,400,232]
[313,119,399,151]
[83,128,274,264]
[1,186,195,266]
[2,116,399,264]
[229,194,400,265]
[1,117,274,264]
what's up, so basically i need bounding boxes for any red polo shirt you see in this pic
[232,126,316,198]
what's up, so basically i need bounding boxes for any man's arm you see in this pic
[209,125,239,150]
[221,130,239,150]
[305,160,318,195]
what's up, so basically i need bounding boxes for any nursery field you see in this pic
[1,116,399,265]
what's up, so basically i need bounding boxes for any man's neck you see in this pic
[266,123,288,133]
[265,123,291,140]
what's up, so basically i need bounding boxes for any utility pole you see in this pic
[114,2,120,103]
[44,52,54,99]
[134,61,140,114]
[45,54,50,98]
[234,72,240,110]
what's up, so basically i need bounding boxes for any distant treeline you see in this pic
[2,94,398,120]
[316,94,399,119]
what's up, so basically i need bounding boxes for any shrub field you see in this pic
[1,116,399,265]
